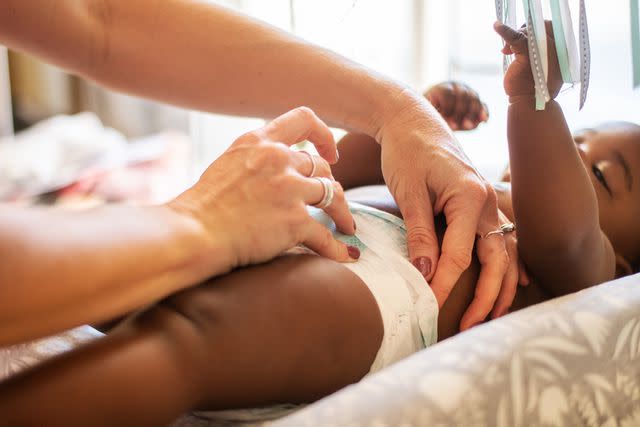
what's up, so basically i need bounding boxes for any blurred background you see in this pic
[0,0,638,207]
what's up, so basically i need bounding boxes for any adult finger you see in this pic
[300,176,355,235]
[429,185,486,307]
[302,218,360,262]
[458,189,509,328]
[490,235,519,319]
[291,150,332,178]
[262,106,339,164]
[459,234,509,330]
[394,177,439,281]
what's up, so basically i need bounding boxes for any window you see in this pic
[446,0,640,181]
[191,1,640,182]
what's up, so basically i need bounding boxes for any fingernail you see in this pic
[412,257,432,278]
[347,245,360,260]
[463,119,474,129]
[335,149,340,161]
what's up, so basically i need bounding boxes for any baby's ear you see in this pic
[615,253,633,278]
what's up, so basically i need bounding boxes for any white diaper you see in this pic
[198,203,439,423]
[309,202,439,373]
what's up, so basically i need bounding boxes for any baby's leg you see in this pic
[0,255,382,427]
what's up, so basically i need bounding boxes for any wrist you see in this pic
[163,196,233,282]
[363,82,422,141]
[508,94,536,106]
[374,88,452,146]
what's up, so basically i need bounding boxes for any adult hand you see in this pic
[170,107,358,274]
[377,93,510,329]
[424,81,489,131]
[462,208,532,329]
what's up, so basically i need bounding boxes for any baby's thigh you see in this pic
[159,254,383,408]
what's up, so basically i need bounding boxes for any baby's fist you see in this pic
[494,21,563,100]
[424,82,489,131]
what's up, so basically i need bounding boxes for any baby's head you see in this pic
[574,121,640,276]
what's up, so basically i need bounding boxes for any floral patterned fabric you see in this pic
[270,274,640,427]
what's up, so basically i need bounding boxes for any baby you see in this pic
[1,23,638,426]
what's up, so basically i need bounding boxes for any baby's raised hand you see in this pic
[423,82,489,131]
[494,21,563,100]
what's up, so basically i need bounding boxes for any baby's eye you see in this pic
[592,164,612,196]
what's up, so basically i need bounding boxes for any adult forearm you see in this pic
[0,203,216,346]
[0,0,408,138]
[507,99,611,291]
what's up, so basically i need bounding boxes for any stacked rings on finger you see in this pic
[300,151,316,177]
[482,222,516,239]
[313,177,334,209]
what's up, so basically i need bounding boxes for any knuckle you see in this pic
[465,180,489,205]
[316,228,335,251]
[288,207,308,237]
[237,130,264,145]
[277,172,300,191]
[448,251,473,272]
[406,226,437,248]
[484,183,497,202]
[317,160,332,177]
[264,143,291,166]
[499,249,511,270]
[293,106,317,122]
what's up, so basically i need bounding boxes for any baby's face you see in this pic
[574,122,640,269]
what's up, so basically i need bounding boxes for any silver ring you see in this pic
[312,177,334,209]
[482,222,515,239]
[300,151,316,177]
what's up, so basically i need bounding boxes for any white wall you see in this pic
[191,1,640,181]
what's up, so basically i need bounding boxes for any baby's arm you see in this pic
[0,256,382,427]
[332,83,488,189]
[495,23,615,295]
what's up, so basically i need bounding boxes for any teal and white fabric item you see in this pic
[550,0,580,85]
[496,0,517,73]
[632,0,640,88]
[523,0,552,110]
[577,0,591,109]
[495,0,591,109]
